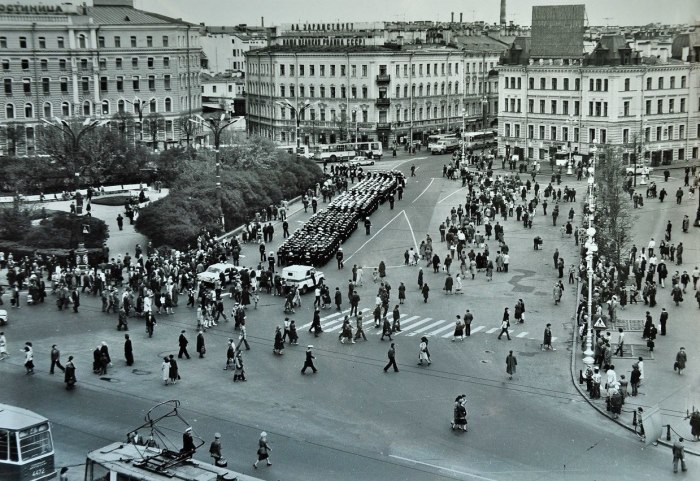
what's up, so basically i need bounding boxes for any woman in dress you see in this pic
[452,317,465,342]
[161,357,170,385]
[273,326,285,354]
[23,344,34,374]
[64,356,76,390]
[253,432,272,469]
[418,337,431,365]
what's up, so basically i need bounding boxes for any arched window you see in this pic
[448,82,452,95]
[83,100,91,116]
[43,102,52,118]
[149,99,157,113]
[24,102,33,118]
[403,84,408,97]
[433,82,438,94]
[441,82,445,95]
[101,100,110,115]
[61,102,70,117]
[418,84,423,96]
[455,81,459,94]
[426,84,431,96]
[164,97,172,112]
[5,103,15,119]
[78,34,87,48]
[118,99,125,113]
[395,85,400,98]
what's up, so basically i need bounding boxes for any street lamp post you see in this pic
[352,108,359,154]
[566,115,575,175]
[276,99,314,160]
[461,108,467,165]
[120,97,156,142]
[582,145,599,367]
[40,117,110,189]
[189,113,241,231]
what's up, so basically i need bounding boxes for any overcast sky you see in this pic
[131,0,699,27]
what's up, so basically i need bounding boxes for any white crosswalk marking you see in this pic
[327,309,381,332]
[485,327,499,334]
[379,317,433,335]
[398,315,421,327]
[405,320,445,336]
[470,326,485,334]
[516,332,529,338]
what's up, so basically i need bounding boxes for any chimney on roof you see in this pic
[451,12,454,23]
[460,12,463,23]
[500,0,506,26]
[261,17,264,27]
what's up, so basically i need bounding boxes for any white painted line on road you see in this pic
[470,326,486,333]
[405,320,445,336]
[485,328,499,334]
[429,324,456,337]
[396,316,421,329]
[402,210,420,252]
[516,332,529,338]
[388,455,498,481]
[383,317,433,335]
[438,186,467,204]
[345,210,406,262]
[411,178,435,204]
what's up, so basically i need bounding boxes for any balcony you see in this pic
[376,74,391,84]
[375,97,391,107]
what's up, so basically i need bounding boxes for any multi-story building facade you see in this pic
[200,71,245,116]
[497,6,700,165]
[245,43,502,147]
[0,0,201,155]
[200,25,267,74]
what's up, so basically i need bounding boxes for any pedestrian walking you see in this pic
[660,308,669,335]
[506,350,517,380]
[274,326,286,353]
[124,334,134,366]
[674,347,687,374]
[178,330,191,359]
[209,433,226,467]
[253,432,272,469]
[418,337,431,365]
[613,327,624,356]
[300,345,317,374]
[383,342,399,372]
[161,356,170,385]
[672,438,687,473]
[497,308,511,340]
[464,309,473,336]
[233,351,246,381]
[380,317,393,341]
[237,325,250,350]
[421,283,430,303]
[354,312,367,341]
[50,344,66,374]
[541,324,555,350]
[452,316,465,341]
[196,330,206,358]
[630,363,641,396]
[64,356,76,390]
[168,354,179,383]
[0,332,9,360]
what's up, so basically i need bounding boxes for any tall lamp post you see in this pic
[352,108,360,154]
[460,107,467,164]
[120,97,156,142]
[582,144,598,366]
[40,117,110,189]
[566,115,575,175]
[276,99,314,160]
[189,113,241,231]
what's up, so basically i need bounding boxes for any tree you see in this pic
[145,112,164,151]
[178,113,197,147]
[593,146,636,268]
[3,123,24,157]
[112,110,135,144]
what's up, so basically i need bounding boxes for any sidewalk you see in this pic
[570,170,700,455]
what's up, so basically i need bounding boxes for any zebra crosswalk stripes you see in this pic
[298,309,557,342]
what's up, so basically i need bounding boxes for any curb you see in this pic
[568,281,700,456]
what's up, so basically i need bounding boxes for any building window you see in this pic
[657,99,663,114]
[669,99,675,113]
[624,78,630,91]
[165,97,172,112]
[528,77,534,90]
[21,58,29,70]
[646,77,652,90]
[600,129,607,143]
[680,125,685,139]
[114,36,121,47]
[42,77,50,94]
[60,77,68,93]
[550,126,557,141]
[81,58,89,70]
[680,98,686,113]
[589,128,595,142]
[362,86,368,98]
[146,36,153,47]
[116,76,123,91]
[23,78,31,94]
[133,76,140,90]
[681,76,686,88]
[130,36,137,48]
[61,102,70,116]
[43,102,52,118]
[83,101,91,116]
[539,99,545,113]
[1,59,8,71]
[113,58,122,69]
[101,100,110,115]
[163,57,170,68]
[362,65,368,77]
[362,110,368,122]
[0,37,6,48]
[551,78,557,90]
[539,125,545,139]
[118,100,125,113]
[290,65,295,76]
[551,100,557,114]
[540,78,545,90]
[148,75,155,90]
[19,37,27,48]
[563,78,569,90]
[98,36,105,48]
[164,75,171,90]
[147,57,154,68]
[589,78,594,91]
[100,76,108,92]
[658,77,664,89]
[330,86,335,98]
[623,101,630,116]
[574,78,580,90]
[162,35,169,47]
[5,103,14,119]
[604,79,608,91]
[132,58,138,68]
[24,102,33,118]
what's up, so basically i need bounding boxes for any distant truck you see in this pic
[281,265,324,294]
[431,137,460,155]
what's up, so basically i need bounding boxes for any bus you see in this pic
[462,130,497,150]
[427,134,458,151]
[355,141,383,159]
[0,404,56,481]
[276,144,314,159]
[313,142,357,162]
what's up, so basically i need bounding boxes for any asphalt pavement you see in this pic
[0,150,697,481]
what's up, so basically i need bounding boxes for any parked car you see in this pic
[197,263,237,286]
[281,265,325,294]
[349,156,375,167]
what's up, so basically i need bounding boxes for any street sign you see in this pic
[593,317,606,329]
[82,224,91,234]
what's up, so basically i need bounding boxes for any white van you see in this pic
[281,265,325,294]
